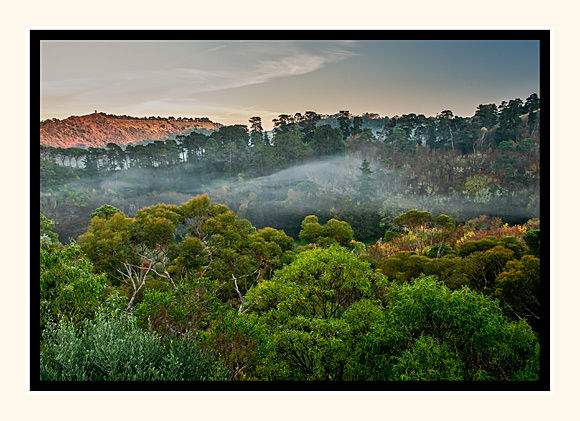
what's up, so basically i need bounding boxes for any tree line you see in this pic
[40,93,540,178]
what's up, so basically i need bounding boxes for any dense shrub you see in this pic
[353,276,539,381]
[40,313,227,381]
[40,242,107,330]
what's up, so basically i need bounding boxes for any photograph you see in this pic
[34,30,549,391]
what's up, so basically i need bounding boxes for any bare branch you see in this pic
[232,274,246,314]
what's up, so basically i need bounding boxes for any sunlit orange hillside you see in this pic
[40,112,222,148]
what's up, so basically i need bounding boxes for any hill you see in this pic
[40,112,222,148]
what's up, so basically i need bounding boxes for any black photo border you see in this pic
[31,28,550,392]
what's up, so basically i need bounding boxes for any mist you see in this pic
[41,151,539,244]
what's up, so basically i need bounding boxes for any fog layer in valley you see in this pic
[41,153,539,243]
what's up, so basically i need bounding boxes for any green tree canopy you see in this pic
[299,215,354,247]
[355,276,539,381]
[493,255,541,329]
[524,229,540,257]
[40,242,107,329]
[40,213,60,247]
[80,195,293,310]
[90,204,124,220]
[393,209,434,230]
[245,245,387,380]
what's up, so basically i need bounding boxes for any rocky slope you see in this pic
[40,112,222,148]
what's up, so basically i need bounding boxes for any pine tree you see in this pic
[358,159,374,201]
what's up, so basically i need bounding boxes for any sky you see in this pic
[40,39,539,129]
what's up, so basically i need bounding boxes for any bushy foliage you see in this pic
[248,245,384,317]
[524,229,540,257]
[393,209,434,230]
[391,335,464,381]
[299,215,355,247]
[77,212,135,283]
[133,276,226,337]
[40,313,227,381]
[40,213,60,247]
[79,195,296,310]
[202,310,270,380]
[40,242,107,329]
[458,236,525,259]
[377,251,464,287]
[245,245,388,380]
[244,261,539,381]
[90,204,124,220]
[354,276,539,381]
[427,243,456,258]
[493,255,541,329]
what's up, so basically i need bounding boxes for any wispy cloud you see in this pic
[41,44,358,119]
[206,44,227,53]
[161,47,356,94]
[254,53,331,81]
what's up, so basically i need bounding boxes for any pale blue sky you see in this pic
[40,40,539,129]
